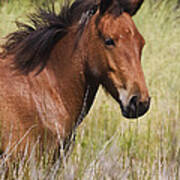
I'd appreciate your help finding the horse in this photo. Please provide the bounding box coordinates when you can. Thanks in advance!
[0,0,150,157]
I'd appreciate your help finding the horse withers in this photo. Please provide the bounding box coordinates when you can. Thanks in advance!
[0,0,150,157]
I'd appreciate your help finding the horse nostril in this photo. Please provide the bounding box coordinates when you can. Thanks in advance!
[129,95,139,111]
[129,95,138,105]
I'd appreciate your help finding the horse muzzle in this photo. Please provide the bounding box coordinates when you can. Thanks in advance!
[119,96,151,119]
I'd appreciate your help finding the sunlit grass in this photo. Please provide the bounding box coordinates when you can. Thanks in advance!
[0,0,180,179]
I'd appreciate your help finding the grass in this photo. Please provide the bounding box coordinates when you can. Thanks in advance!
[0,0,180,179]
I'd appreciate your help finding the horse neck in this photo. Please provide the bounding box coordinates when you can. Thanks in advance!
[45,29,99,126]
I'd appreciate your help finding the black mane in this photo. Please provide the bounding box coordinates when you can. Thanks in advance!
[0,0,98,75]
[0,0,136,75]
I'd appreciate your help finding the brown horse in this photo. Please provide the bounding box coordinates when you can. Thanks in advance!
[0,0,150,157]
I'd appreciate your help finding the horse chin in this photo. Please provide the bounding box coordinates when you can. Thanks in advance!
[121,109,142,119]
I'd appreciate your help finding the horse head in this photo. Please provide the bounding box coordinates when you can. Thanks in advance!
[84,0,150,118]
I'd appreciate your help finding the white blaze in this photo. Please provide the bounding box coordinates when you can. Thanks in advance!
[118,89,129,107]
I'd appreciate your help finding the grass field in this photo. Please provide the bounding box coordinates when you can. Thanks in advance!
[0,0,180,179]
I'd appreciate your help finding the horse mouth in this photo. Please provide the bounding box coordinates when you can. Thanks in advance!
[118,98,151,119]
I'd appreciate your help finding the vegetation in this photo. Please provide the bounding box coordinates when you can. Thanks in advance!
[0,0,180,179]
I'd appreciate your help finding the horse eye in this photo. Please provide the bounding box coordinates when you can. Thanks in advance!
[105,38,115,46]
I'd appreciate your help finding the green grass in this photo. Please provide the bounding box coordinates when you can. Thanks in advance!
[0,0,180,179]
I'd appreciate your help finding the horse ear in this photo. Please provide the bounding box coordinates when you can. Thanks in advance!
[99,0,113,15]
[123,0,144,16]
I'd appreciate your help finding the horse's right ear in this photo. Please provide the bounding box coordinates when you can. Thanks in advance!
[99,0,113,15]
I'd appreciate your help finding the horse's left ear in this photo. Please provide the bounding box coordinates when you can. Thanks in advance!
[122,0,144,16]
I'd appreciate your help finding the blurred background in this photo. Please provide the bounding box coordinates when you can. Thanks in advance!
[0,0,180,179]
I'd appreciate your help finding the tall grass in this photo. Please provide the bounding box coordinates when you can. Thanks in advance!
[0,0,180,179]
